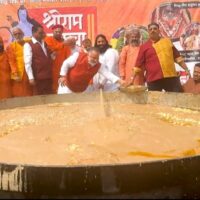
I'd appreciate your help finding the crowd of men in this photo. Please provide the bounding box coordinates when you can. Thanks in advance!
[0,22,200,100]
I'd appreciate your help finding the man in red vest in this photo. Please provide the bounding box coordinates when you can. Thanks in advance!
[24,24,53,95]
[58,47,125,94]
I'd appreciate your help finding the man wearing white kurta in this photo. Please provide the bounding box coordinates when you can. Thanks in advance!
[93,34,120,92]
[57,47,124,94]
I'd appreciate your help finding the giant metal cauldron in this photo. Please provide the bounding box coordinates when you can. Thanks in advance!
[0,91,200,199]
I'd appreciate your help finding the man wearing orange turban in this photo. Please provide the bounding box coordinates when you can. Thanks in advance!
[45,25,71,93]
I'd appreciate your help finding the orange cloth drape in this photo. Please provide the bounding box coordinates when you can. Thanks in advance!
[45,37,71,93]
[0,52,12,99]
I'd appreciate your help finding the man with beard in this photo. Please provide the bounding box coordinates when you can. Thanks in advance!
[133,22,190,92]
[0,36,12,99]
[6,27,33,97]
[45,24,71,93]
[57,47,125,94]
[183,63,200,94]
[119,27,144,86]
[93,34,120,92]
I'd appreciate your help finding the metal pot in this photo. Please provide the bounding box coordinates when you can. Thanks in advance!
[0,91,200,199]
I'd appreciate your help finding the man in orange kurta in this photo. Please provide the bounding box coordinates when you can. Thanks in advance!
[119,28,144,85]
[0,36,12,99]
[45,25,71,93]
[6,27,33,97]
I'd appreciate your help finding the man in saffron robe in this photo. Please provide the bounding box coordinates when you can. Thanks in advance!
[133,22,190,92]
[45,25,71,93]
[0,36,12,99]
[58,47,125,94]
[6,27,33,97]
[119,27,144,86]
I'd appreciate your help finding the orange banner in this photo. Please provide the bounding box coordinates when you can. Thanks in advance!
[0,0,199,57]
